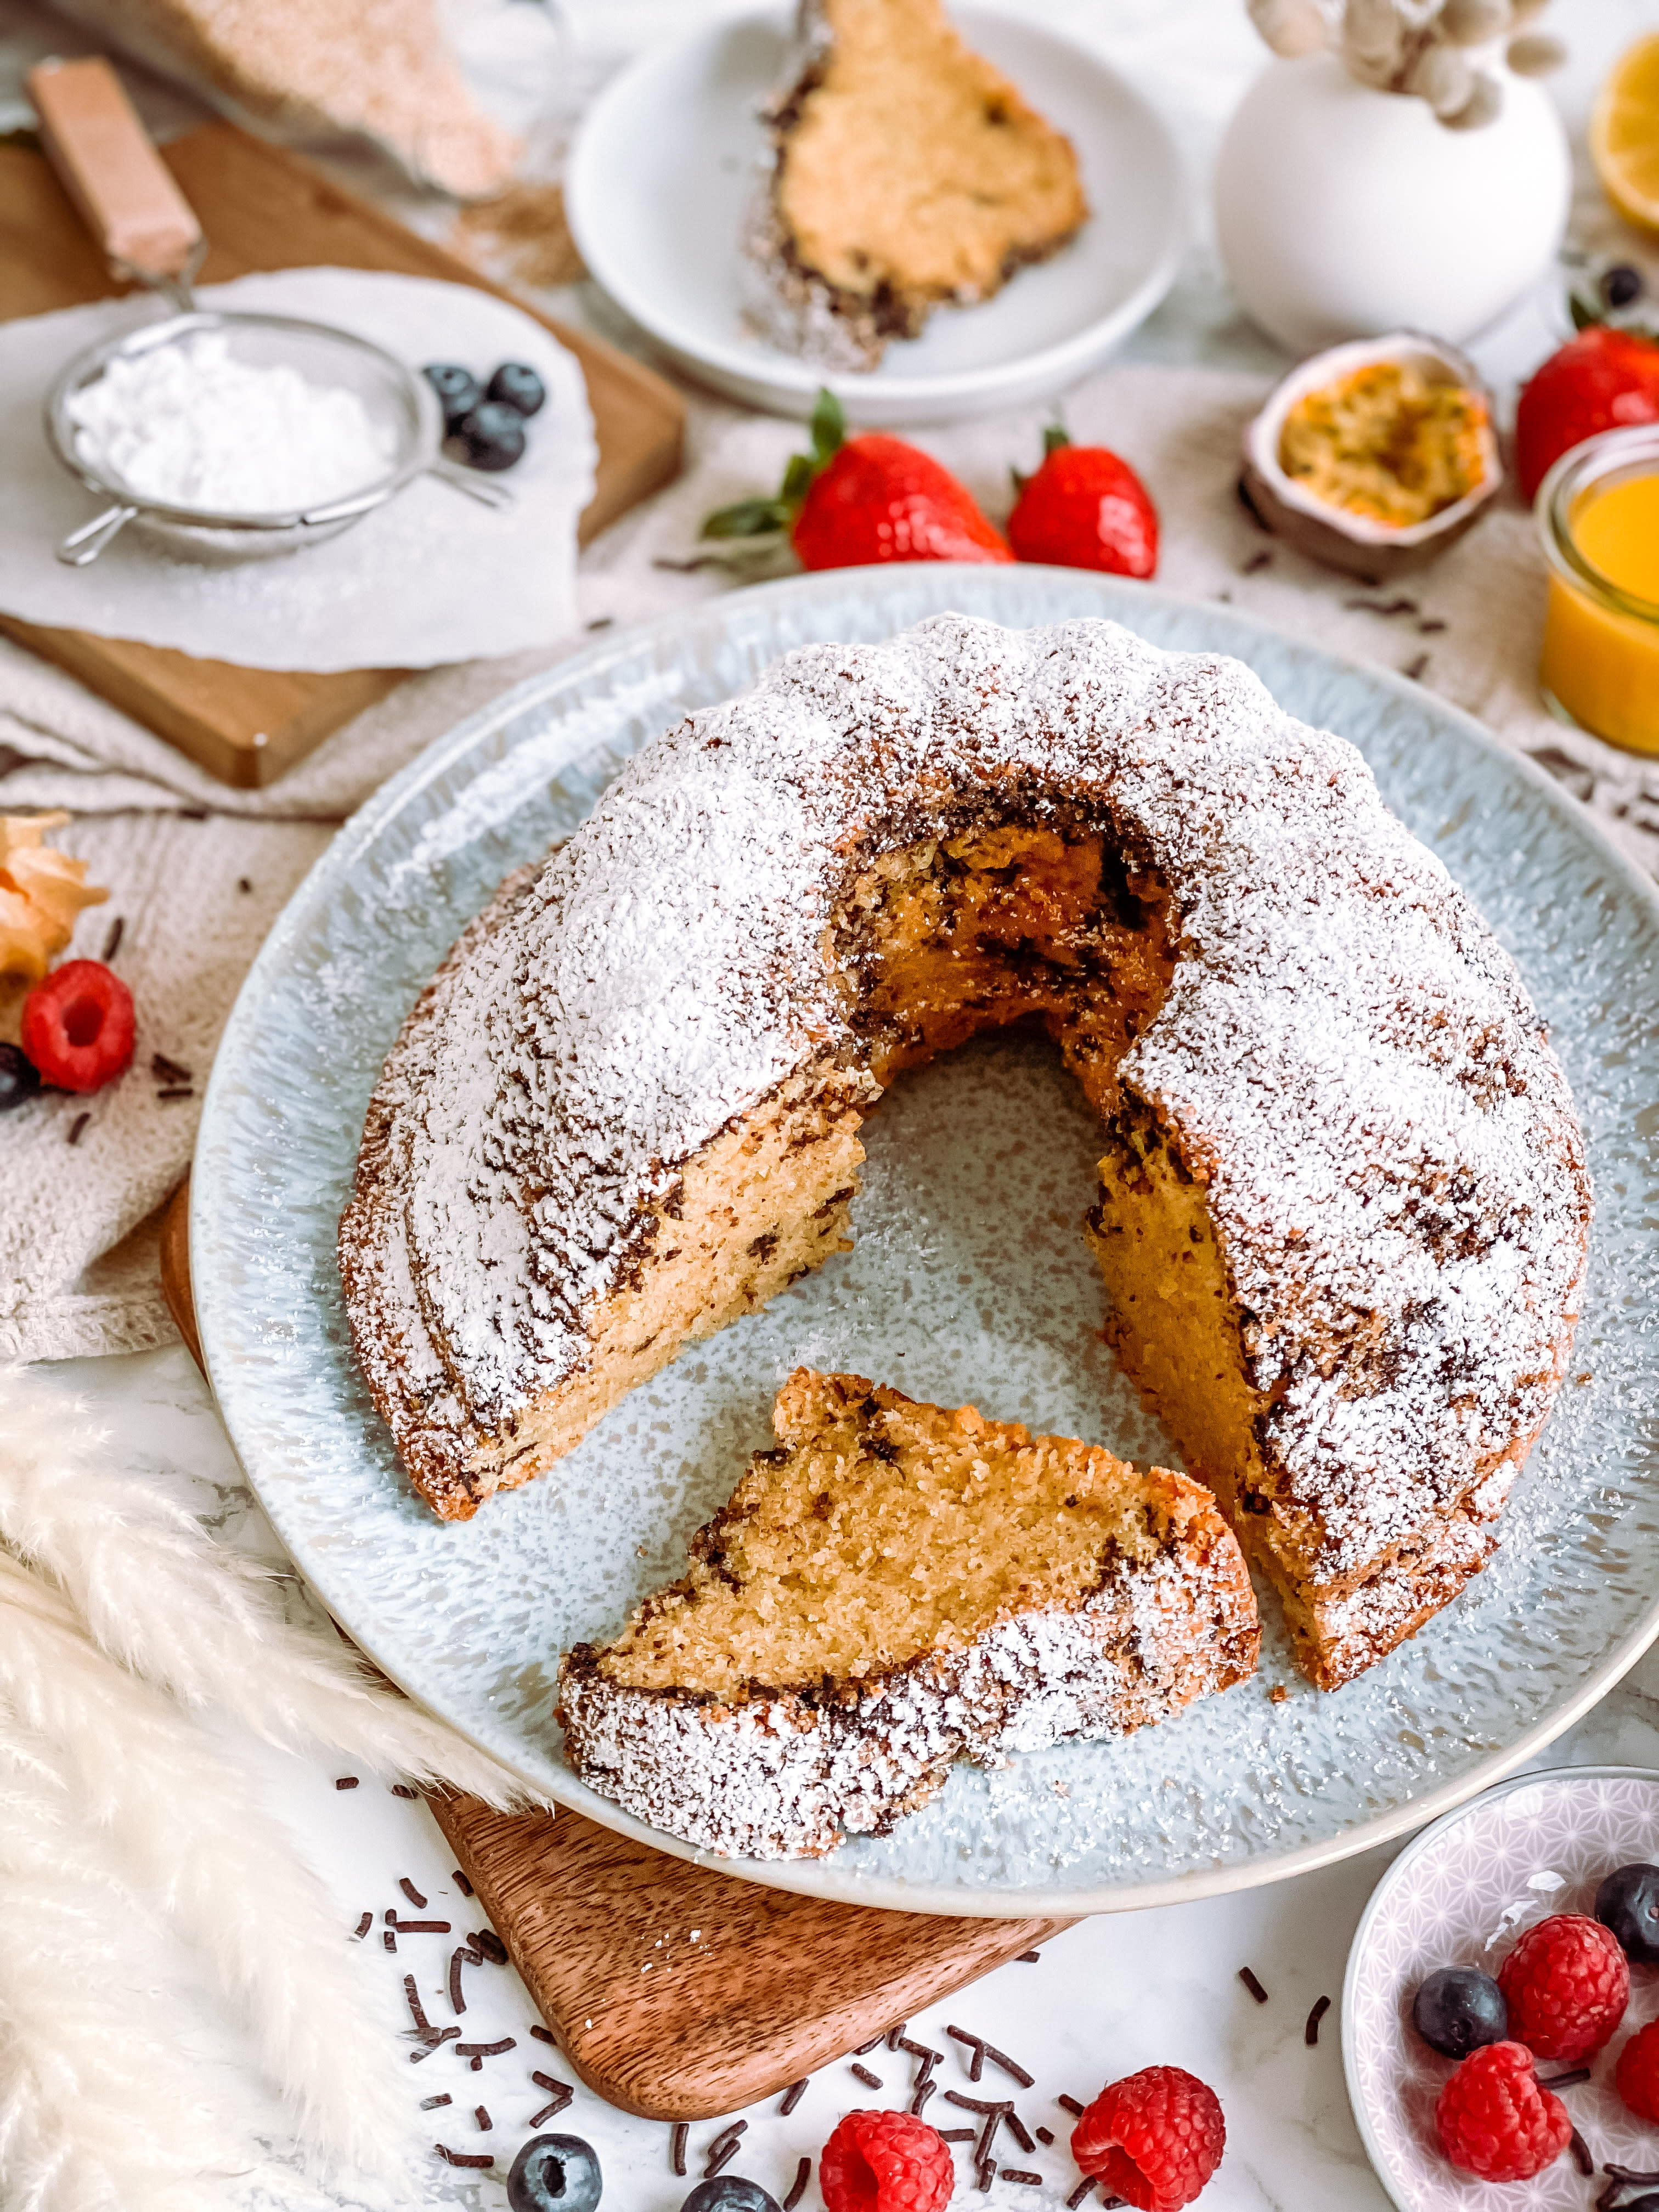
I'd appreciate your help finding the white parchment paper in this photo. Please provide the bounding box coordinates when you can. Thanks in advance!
[0,268,596,671]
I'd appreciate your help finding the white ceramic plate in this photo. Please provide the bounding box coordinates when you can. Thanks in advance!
[563,6,1188,423]
[193,567,1659,1916]
[1345,1765,1659,2211]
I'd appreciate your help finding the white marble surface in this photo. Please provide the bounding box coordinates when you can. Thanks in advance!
[13,0,1659,2205]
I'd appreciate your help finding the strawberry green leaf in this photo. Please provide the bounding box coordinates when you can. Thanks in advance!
[701,496,793,540]
[809,387,846,465]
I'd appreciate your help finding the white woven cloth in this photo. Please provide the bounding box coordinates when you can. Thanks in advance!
[4,362,1654,1362]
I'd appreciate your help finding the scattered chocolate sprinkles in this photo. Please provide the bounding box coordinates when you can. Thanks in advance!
[780,2079,808,2115]
[101,916,124,961]
[420,2095,451,2111]
[885,2022,907,2050]
[1419,617,1448,634]
[1305,1995,1331,2046]
[782,2155,811,2211]
[1571,2130,1594,2176]
[351,1911,371,1939]
[448,1948,467,2015]
[151,1051,191,1084]
[402,1975,435,2036]
[1238,1967,1269,2005]
[909,2081,936,2117]
[391,1783,419,1799]
[944,2092,1007,2116]
[530,2098,571,2127]
[975,2157,995,2193]
[1057,2095,1086,2118]
[939,2128,977,2142]
[1002,2171,1042,2187]
[455,2038,515,2058]
[178,806,207,820]
[585,616,615,631]
[1599,2185,1631,2212]
[1006,2112,1036,2154]
[982,2042,1034,2090]
[67,1112,89,1146]
[854,2035,885,2055]
[1402,652,1430,682]
[155,1087,194,1100]
[1066,2182,1100,2209]
[1036,2127,1055,2147]
[400,1879,428,1909]
[407,2028,459,2062]
[453,1870,475,1896]
[334,1776,359,1791]
[671,2123,688,2176]
[946,2025,986,2081]
[1604,2165,1659,2183]
[392,1920,452,1934]
[704,2137,741,2179]
[471,1929,508,1964]
[1539,2068,1592,2090]
[529,2024,556,2045]
[237,877,252,893]
[531,2071,572,2107]
[707,2120,747,2163]
[435,2145,493,2169]
[473,2106,491,2131]
[850,2063,883,2089]
[382,1931,396,1953]
[1242,550,1273,575]
[1344,595,1419,616]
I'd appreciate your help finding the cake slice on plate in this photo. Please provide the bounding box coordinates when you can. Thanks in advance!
[746,0,1089,369]
[556,1369,1259,1860]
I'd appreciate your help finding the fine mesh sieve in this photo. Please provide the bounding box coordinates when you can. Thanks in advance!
[30,54,513,568]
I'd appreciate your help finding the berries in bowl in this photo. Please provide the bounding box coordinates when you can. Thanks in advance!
[1346,1766,1659,2207]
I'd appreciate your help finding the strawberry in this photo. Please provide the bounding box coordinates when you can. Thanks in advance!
[1007,426,1159,578]
[703,390,1011,569]
[1514,326,1659,504]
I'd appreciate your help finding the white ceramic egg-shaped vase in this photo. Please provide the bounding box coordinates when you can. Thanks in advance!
[1213,53,1570,353]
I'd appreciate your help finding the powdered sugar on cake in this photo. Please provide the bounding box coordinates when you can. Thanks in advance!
[341,613,1590,1606]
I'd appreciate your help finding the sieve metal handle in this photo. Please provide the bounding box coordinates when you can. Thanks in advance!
[27,55,204,306]
[426,460,517,512]
[57,504,138,567]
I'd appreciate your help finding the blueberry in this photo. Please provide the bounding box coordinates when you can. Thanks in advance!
[679,2182,782,2212]
[0,1041,40,1110]
[423,362,483,431]
[1598,1861,1659,1962]
[1602,264,1645,311]
[450,401,527,472]
[507,2132,601,2212]
[487,361,547,418]
[1412,1966,1508,2058]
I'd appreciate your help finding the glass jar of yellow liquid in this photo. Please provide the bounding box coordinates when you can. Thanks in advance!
[1538,425,1659,755]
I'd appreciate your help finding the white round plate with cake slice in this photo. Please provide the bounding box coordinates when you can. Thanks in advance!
[192,566,1659,1916]
[563,5,1188,424]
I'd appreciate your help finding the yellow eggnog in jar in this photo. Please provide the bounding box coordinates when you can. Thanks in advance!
[1538,426,1659,755]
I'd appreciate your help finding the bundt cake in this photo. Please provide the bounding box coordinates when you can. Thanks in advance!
[743,0,1089,370]
[557,1368,1259,1859]
[339,611,1590,1689]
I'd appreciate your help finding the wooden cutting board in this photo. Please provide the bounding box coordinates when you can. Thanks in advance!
[157,1177,1076,2119]
[0,122,685,790]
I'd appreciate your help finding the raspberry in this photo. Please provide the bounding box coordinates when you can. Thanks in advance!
[20,960,134,1094]
[1617,2019,1659,2121]
[1497,1912,1629,2062]
[1071,2066,1225,2211]
[1435,2041,1572,2181]
[818,2110,953,2212]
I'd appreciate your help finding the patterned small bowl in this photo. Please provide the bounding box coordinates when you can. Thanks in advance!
[1344,1765,1659,2210]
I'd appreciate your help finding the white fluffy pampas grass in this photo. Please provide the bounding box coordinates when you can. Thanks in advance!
[0,1366,552,2212]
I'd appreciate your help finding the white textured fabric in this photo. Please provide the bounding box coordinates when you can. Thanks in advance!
[3,362,1651,1362]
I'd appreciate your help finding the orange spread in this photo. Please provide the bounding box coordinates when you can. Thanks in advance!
[1540,470,1659,755]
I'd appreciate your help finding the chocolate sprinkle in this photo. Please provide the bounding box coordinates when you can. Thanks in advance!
[783,2155,811,2211]
[420,2095,451,2111]
[944,2093,1008,2116]
[392,1920,452,1934]
[351,1912,371,1939]
[474,2106,490,2130]
[1036,2128,1055,2147]
[1017,1949,1041,1962]
[1066,2183,1101,2209]
[909,2081,936,2117]
[1539,2068,1592,2090]
[454,1870,475,1896]
[334,1776,359,1791]
[982,2041,1034,2090]
[435,2145,493,2169]
[1057,2095,1086,2118]
[382,1931,396,1953]
[151,1051,191,1084]
[780,2079,808,2115]
[854,2035,885,2055]
[1419,618,1448,634]
[1344,595,1419,617]
[671,2123,688,2177]
[1238,1967,1269,2005]
[975,2158,995,2193]
[1402,652,1430,682]
[1605,2166,1659,2183]
[1305,1995,1331,2046]
[946,2024,986,2081]
[155,1087,194,1100]
[1599,2186,1630,2212]
[448,1948,467,2015]
[1002,2172,1042,2187]
[1006,2112,1036,2154]
[939,2129,977,2142]
[471,1929,508,1965]
[530,2098,569,2126]
[237,877,252,894]
[455,2038,515,2058]
[392,1783,418,1799]
[704,2138,741,2179]
[67,1112,89,1147]
[407,2028,459,2062]
[851,2063,883,2089]
[1571,2130,1593,2176]
[531,2072,573,2104]
[101,917,123,961]
[1242,550,1273,575]
[402,1974,434,2035]
[400,1879,428,1909]
[529,2024,556,2045]
[885,2022,907,2050]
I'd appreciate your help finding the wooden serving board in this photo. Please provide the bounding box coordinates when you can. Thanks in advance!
[157,1178,1077,2119]
[0,122,685,790]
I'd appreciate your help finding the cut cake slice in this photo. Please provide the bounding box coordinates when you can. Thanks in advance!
[556,1369,1260,1860]
[746,0,1089,369]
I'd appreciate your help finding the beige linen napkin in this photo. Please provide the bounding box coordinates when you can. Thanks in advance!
[5,364,1653,1362]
